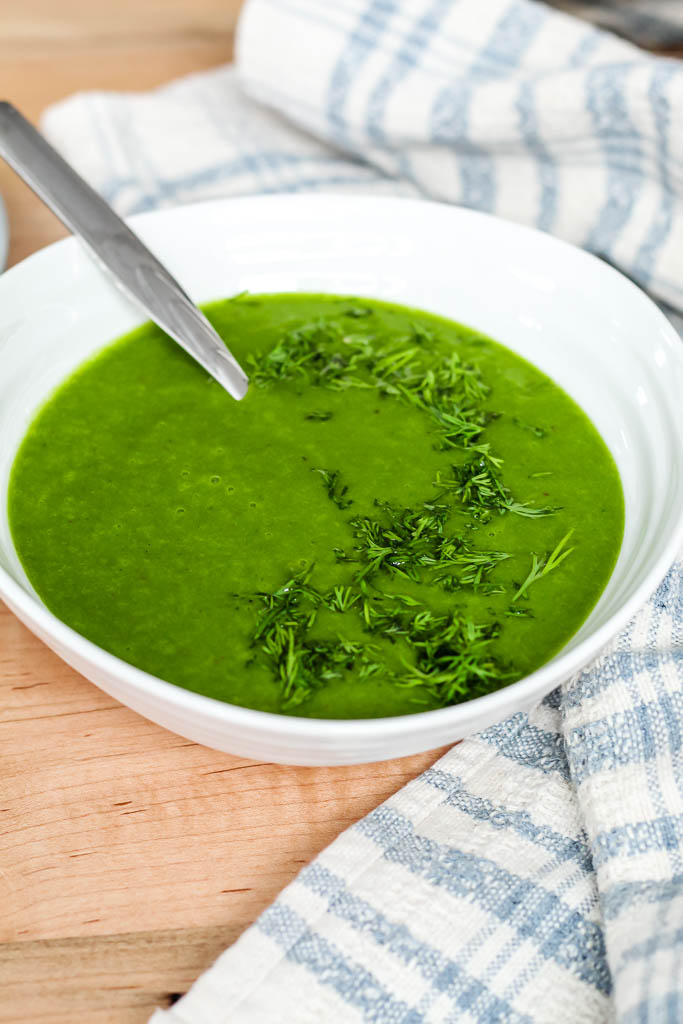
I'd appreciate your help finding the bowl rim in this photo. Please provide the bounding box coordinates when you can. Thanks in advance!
[1,192,682,741]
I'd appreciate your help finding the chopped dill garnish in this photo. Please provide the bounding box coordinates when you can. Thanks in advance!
[347,500,449,582]
[512,531,575,603]
[389,350,492,449]
[344,498,509,592]
[304,410,333,421]
[248,320,347,386]
[312,468,353,510]
[359,659,381,679]
[251,569,365,708]
[397,613,509,705]
[242,310,573,711]
[261,629,361,708]
[434,549,510,592]
[249,568,509,709]
[324,585,360,612]
[436,452,559,521]
[249,319,493,450]
[252,568,321,644]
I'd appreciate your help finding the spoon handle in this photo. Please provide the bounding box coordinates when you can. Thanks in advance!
[0,102,248,401]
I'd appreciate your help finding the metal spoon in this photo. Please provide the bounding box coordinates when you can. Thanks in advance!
[0,102,249,401]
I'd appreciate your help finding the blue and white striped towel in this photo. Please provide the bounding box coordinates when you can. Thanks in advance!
[40,1,683,1020]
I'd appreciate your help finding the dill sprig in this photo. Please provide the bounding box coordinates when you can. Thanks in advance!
[512,531,575,603]
[344,498,509,592]
[247,320,349,386]
[434,548,510,592]
[312,468,353,510]
[252,569,321,644]
[250,569,509,709]
[436,452,559,521]
[252,569,374,707]
[250,319,493,450]
[374,348,493,450]
[347,500,449,582]
[324,585,360,612]
[396,613,509,705]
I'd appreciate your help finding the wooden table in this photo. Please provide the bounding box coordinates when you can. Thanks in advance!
[0,20,445,1024]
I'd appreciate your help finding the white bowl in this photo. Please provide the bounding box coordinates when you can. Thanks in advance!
[1,195,682,765]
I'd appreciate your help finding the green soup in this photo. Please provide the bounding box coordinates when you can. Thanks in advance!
[8,294,623,718]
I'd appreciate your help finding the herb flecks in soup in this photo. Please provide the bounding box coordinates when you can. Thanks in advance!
[8,294,624,718]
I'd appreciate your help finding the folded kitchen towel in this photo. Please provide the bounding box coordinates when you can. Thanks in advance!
[39,1,683,1020]
[43,0,683,315]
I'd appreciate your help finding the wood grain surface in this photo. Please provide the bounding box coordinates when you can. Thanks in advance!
[0,606,443,1021]
[0,7,447,1021]
[0,0,243,46]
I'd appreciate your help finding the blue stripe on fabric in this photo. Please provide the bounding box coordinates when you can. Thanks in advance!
[111,96,180,213]
[102,150,377,205]
[258,902,423,1023]
[422,768,593,872]
[478,713,570,780]
[584,62,644,256]
[300,862,533,1024]
[593,813,683,868]
[118,171,400,214]
[357,806,610,994]
[622,994,683,1024]
[194,75,268,188]
[568,28,602,68]
[102,163,394,214]
[366,0,453,143]
[562,552,682,714]
[326,0,398,144]
[631,572,683,1012]
[430,1,547,213]
[640,571,683,882]
[563,649,683,710]
[568,689,683,784]
[515,78,558,231]
[619,926,683,967]
[265,0,547,80]
[602,874,683,921]
[633,63,679,286]
[652,558,683,628]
